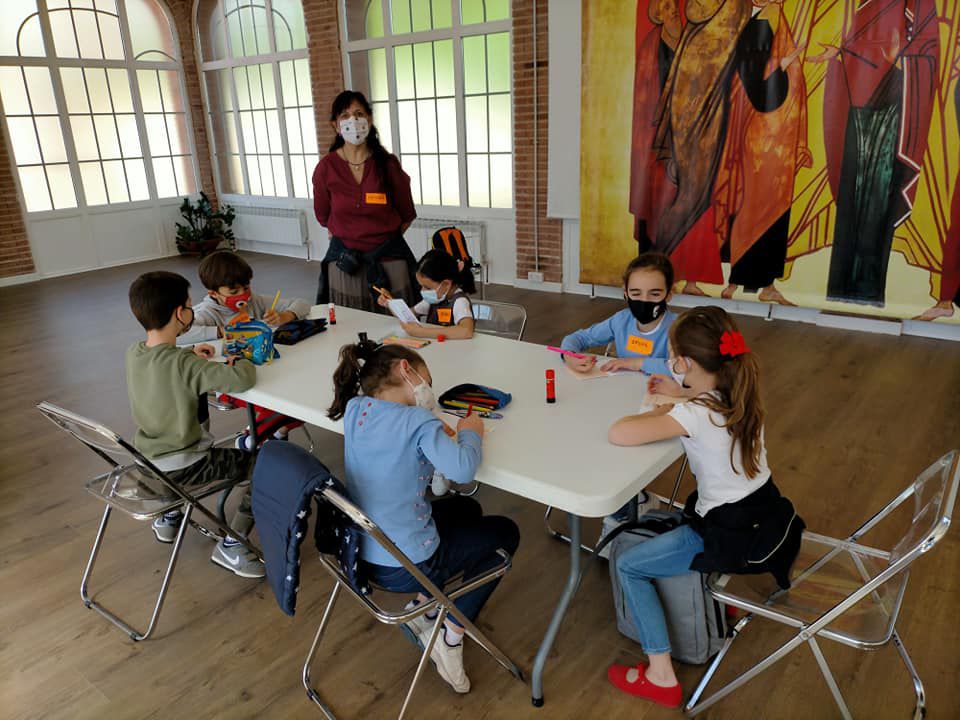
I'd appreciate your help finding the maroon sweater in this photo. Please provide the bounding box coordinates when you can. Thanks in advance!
[312,152,417,252]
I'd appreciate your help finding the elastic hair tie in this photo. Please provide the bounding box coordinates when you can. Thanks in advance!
[719,330,750,358]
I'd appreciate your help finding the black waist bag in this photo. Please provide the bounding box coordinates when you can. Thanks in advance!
[273,318,327,345]
[335,248,362,275]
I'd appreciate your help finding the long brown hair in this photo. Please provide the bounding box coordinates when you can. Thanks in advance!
[670,307,765,478]
[327,337,423,420]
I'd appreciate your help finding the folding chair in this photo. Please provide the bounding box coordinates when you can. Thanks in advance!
[302,487,524,719]
[686,449,960,719]
[471,300,527,341]
[432,226,485,298]
[37,401,262,641]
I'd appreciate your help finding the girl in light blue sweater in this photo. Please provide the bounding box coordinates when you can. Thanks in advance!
[328,338,519,694]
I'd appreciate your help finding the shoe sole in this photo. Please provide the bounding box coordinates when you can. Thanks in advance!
[210,553,265,579]
[152,526,176,544]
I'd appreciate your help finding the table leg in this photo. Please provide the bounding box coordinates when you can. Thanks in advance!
[531,513,583,707]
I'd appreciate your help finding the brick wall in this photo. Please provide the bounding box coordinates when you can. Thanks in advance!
[303,0,345,156]
[512,0,562,284]
[0,122,34,279]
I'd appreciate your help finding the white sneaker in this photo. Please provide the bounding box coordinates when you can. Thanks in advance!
[430,636,470,694]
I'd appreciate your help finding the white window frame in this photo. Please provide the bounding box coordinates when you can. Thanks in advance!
[195,0,314,202]
[339,0,513,217]
[0,0,201,217]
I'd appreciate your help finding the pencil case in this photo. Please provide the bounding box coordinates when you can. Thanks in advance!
[439,383,512,411]
[273,318,327,345]
[224,319,279,365]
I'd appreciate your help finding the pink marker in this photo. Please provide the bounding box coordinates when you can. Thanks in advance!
[546,346,588,360]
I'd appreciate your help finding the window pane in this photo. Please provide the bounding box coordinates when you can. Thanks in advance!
[127,0,177,59]
[240,111,256,151]
[467,154,489,207]
[24,68,57,115]
[0,69,30,115]
[490,153,511,207]
[158,71,182,112]
[35,116,67,163]
[371,102,391,153]
[107,69,133,113]
[460,0,484,25]
[223,112,239,153]
[246,154,262,194]
[411,0,432,32]
[432,0,452,29]
[173,155,197,195]
[416,99,437,153]
[394,45,414,100]
[271,155,286,196]
[488,93,511,152]
[487,33,510,93]
[7,117,41,165]
[103,159,129,203]
[369,49,389,102]
[347,0,382,40]
[436,97,456,153]
[300,108,317,153]
[166,113,189,154]
[60,69,89,114]
[419,154,440,205]
[205,69,234,114]
[234,67,251,110]
[94,115,122,159]
[198,0,228,60]
[116,114,142,157]
[153,156,177,197]
[125,158,150,200]
[465,96,487,152]
[228,154,245,194]
[254,111,269,151]
[295,59,311,107]
[258,155,275,195]
[79,161,108,205]
[413,42,434,97]
[259,65,277,107]
[285,109,302,153]
[19,166,52,212]
[136,69,162,112]
[391,0,412,34]
[17,15,46,56]
[84,69,112,113]
[50,9,80,58]
[145,114,170,156]
[439,154,459,205]
[70,116,98,161]
[434,40,454,96]
[290,154,308,198]
[462,35,486,94]
[397,100,418,153]
[99,11,124,59]
[279,60,296,106]
[402,153,421,204]
[47,164,77,209]
[0,2,39,56]
[265,110,281,152]
[486,0,510,21]
[272,0,307,51]
[75,9,107,59]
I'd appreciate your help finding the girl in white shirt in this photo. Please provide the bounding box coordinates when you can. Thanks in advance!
[605,306,779,709]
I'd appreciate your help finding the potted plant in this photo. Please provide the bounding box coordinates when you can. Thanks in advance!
[175,192,236,256]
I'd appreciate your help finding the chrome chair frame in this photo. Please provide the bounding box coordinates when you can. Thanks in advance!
[37,401,262,641]
[471,300,528,341]
[302,487,524,719]
[685,450,960,719]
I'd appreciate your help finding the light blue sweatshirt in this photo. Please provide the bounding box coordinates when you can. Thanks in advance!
[343,397,482,566]
[560,308,676,376]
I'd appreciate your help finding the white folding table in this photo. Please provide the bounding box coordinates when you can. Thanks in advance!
[233,306,683,706]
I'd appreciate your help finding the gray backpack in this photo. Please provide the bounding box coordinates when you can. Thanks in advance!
[605,510,727,665]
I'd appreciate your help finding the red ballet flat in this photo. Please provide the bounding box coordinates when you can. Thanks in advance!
[607,663,682,708]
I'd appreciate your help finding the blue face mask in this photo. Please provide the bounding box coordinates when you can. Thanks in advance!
[421,287,446,305]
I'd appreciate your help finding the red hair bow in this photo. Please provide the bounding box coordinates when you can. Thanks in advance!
[719,331,750,357]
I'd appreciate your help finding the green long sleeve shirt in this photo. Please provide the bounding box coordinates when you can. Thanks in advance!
[126,342,256,470]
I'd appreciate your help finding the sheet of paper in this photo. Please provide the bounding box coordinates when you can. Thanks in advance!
[563,359,634,381]
[387,298,421,325]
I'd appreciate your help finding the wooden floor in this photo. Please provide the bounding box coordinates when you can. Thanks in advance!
[1,252,959,720]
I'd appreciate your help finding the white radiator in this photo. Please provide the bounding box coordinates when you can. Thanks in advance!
[231,205,307,250]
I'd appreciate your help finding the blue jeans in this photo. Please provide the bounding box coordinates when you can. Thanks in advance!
[365,496,520,625]
[615,524,704,655]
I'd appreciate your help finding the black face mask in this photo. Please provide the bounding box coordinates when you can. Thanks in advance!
[627,298,667,325]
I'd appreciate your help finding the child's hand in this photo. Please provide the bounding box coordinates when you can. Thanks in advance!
[376,293,391,307]
[647,373,684,397]
[225,354,242,366]
[566,354,597,372]
[457,413,484,438]
[601,357,644,373]
[192,343,216,359]
[264,309,295,326]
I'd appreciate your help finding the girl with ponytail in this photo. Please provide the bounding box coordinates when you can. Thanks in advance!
[605,307,804,709]
[328,336,519,694]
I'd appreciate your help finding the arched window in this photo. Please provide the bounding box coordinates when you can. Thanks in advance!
[343,0,512,209]
[196,0,316,199]
[0,0,198,213]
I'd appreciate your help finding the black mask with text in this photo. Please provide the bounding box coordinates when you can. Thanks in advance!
[627,298,667,325]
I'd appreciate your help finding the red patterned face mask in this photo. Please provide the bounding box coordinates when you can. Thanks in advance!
[221,289,251,312]
[719,330,750,357]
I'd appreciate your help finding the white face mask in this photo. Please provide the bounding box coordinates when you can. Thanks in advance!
[339,117,370,146]
[669,356,690,388]
[404,368,437,411]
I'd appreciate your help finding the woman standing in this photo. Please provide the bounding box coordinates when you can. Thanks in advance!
[313,91,419,310]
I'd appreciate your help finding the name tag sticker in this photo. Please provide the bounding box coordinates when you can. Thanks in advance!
[627,335,654,355]
[365,192,387,205]
[436,308,453,324]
